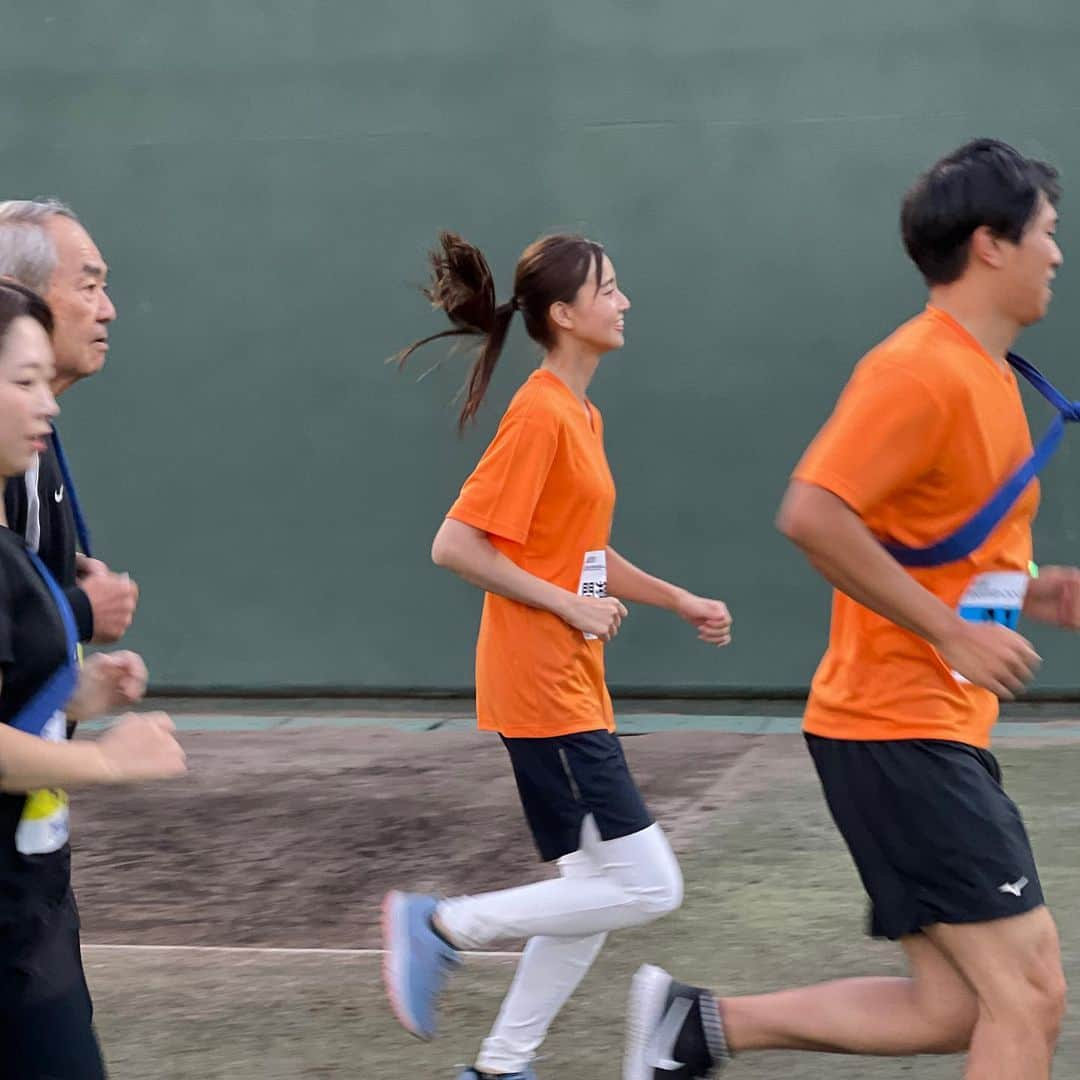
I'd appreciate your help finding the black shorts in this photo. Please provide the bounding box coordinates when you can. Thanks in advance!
[806,734,1045,940]
[501,730,654,862]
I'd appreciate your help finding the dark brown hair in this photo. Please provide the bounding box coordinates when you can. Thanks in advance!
[394,231,605,430]
[0,280,54,355]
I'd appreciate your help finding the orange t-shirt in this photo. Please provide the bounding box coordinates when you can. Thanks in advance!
[794,306,1038,748]
[447,368,617,738]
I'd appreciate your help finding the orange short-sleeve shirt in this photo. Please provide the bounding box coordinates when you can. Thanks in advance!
[794,307,1038,748]
[448,369,617,738]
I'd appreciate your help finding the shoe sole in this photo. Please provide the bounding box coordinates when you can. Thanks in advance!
[381,890,431,1040]
[623,964,673,1080]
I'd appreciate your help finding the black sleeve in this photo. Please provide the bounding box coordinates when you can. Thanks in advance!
[3,476,26,537]
[66,586,94,644]
[0,560,14,666]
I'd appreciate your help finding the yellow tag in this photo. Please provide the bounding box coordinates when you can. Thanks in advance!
[16,788,70,854]
[22,788,68,821]
[15,709,72,854]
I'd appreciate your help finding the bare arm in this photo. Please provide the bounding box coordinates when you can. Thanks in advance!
[605,547,684,611]
[434,518,578,619]
[776,481,959,641]
[777,480,1040,697]
[0,722,115,792]
[606,546,732,646]
[66,652,148,724]
[432,518,627,640]
[1023,566,1080,628]
[0,673,186,793]
[76,557,139,645]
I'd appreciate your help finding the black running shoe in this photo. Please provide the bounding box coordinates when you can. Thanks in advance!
[623,964,729,1079]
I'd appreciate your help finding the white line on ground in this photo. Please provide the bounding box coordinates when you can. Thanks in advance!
[83,942,522,959]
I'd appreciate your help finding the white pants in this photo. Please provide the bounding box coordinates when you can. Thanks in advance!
[437,815,683,1074]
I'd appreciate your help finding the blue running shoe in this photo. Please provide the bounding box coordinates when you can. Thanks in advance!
[456,1069,538,1079]
[382,891,462,1040]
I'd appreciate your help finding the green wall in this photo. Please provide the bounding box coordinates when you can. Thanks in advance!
[3,1,1079,691]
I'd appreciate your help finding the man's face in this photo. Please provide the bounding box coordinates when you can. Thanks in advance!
[1000,194,1063,327]
[43,215,116,390]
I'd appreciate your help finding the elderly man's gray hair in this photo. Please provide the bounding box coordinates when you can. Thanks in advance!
[0,199,80,294]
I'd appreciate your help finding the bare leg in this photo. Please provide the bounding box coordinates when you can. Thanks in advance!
[721,932,977,1055]
[926,907,1067,1079]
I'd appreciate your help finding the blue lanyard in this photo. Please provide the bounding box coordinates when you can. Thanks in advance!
[9,549,80,737]
[885,354,1080,568]
[50,426,92,558]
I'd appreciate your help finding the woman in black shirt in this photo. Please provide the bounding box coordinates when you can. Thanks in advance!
[0,281,187,1078]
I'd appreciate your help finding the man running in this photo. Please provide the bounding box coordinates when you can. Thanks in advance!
[625,138,1076,1079]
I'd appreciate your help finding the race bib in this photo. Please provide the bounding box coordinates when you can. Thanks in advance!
[952,571,1030,684]
[15,709,70,856]
[957,571,1029,630]
[577,549,608,640]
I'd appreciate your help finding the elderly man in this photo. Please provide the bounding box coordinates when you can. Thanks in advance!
[0,199,138,644]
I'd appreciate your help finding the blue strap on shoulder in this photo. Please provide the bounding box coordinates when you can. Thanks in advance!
[9,549,80,736]
[49,426,93,559]
[885,354,1080,568]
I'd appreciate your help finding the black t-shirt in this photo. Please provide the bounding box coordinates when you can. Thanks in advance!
[3,432,94,642]
[0,526,75,957]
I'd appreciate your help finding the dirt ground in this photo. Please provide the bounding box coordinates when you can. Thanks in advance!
[71,728,770,948]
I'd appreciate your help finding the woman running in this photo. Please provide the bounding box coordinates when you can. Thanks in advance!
[0,280,187,1078]
[382,232,733,1079]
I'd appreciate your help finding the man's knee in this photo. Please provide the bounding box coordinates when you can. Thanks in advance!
[919,996,977,1054]
[929,906,1067,1048]
[1032,964,1068,1042]
[1017,923,1068,1043]
[978,945,1067,1045]
[928,1002,980,1054]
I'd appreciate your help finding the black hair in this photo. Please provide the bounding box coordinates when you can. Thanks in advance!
[0,280,54,353]
[901,138,1060,285]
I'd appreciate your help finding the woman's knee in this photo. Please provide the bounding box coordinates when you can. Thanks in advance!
[600,825,682,920]
[643,864,683,917]
[592,822,684,921]
[625,845,683,919]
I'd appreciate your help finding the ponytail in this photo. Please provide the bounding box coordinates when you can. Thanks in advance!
[394,231,606,432]
[392,232,516,432]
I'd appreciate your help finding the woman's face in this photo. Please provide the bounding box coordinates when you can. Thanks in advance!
[554,255,631,353]
[0,316,59,480]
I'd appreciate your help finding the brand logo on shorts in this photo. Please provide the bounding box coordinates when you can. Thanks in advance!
[998,876,1029,897]
[53,485,64,503]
